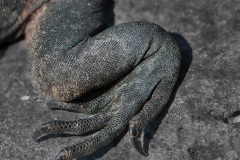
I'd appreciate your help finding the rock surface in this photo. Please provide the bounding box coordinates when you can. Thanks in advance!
[1,0,240,160]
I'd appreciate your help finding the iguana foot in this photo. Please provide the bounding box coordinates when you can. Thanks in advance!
[32,45,179,159]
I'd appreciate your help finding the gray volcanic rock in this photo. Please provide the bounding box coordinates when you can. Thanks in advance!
[1,0,240,160]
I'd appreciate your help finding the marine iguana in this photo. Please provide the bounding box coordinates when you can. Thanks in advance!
[0,0,181,159]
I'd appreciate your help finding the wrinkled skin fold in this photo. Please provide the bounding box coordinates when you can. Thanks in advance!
[0,0,181,159]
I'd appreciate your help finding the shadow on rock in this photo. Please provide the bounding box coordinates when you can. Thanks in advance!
[104,0,115,28]
[0,45,7,59]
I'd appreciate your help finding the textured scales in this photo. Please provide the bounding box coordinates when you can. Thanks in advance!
[0,0,50,43]
[0,0,181,159]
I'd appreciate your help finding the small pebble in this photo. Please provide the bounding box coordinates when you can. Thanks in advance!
[21,96,30,101]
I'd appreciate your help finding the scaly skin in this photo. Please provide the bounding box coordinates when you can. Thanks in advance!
[0,0,50,43]
[0,0,181,159]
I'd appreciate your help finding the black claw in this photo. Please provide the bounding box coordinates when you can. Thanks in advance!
[129,123,149,156]
[47,100,60,109]
[32,123,50,141]
[54,152,66,160]
[32,129,41,142]
[54,148,72,160]
[130,136,149,156]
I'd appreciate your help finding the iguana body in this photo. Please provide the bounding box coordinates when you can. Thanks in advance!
[0,0,181,160]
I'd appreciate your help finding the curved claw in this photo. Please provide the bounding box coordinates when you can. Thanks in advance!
[47,100,61,109]
[54,152,65,160]
[54,148,71,160]
[32,121,63,141]
[32,123,50,142]
[129,121,149,156]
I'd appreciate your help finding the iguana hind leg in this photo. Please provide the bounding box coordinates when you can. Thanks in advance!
[33,36,180,159]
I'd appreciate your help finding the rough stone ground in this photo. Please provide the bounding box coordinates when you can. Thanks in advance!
[1,0,240,160]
